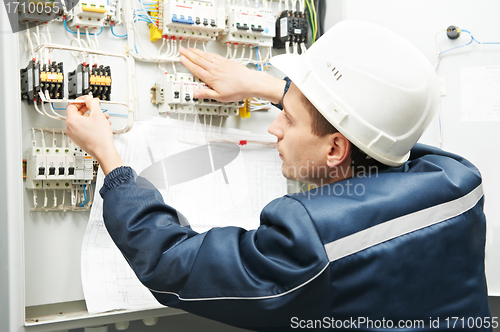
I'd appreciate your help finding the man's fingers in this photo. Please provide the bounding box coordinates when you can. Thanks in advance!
[66,95,88,116]
[189,47,225,62]
[84,96,103,117]
[180,54,209,81]
[194,88,220,101]
[180,47,213,68]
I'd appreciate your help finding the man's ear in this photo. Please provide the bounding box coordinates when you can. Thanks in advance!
[326,132,351,168]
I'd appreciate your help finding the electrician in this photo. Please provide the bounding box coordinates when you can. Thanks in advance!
[65,21,491,331]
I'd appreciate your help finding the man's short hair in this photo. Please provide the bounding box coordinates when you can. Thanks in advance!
[301,94,390,174]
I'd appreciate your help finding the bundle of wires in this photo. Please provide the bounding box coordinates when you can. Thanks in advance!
[305,0,326,44]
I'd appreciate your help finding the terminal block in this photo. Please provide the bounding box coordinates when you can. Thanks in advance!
[219,5,276,47]
[90,64,111,100]
[273,10,308,48]
[20,60,41,104]
[40,62,64,99]
[68,63,90,99]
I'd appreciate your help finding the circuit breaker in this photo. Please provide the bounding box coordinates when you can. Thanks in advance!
[67,0,108,29]
[161,0,225,41]
[219,5,276,47]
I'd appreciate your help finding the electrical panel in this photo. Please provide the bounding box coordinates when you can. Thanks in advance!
[10,0,299,328]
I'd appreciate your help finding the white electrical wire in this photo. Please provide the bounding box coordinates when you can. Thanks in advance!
[240,44,246,61]
[33,100,47,118]
[40,129,46,147]
[93,28,100,49]
[31,128,37,146]
[232,44,238,59]
[37,98,65,120]
[61,130,66,148]
[60,188,66,209]
[300,42,307,54]
[45,23,52,43]
[53,189,57,208]
[158,37,166,55]
[257,47,263,64]
[48,100,67,120]
[43,189,48,208]
[24,24,35,59]
[71,185,77,207]
[285,41,290,54]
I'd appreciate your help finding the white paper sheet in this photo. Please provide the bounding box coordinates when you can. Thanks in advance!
[461,66,500,122]
[81,116,286,313]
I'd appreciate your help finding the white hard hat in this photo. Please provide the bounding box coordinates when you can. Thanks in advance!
[270,20,440,166]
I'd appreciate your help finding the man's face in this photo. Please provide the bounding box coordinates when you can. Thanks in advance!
[268,83,334,186]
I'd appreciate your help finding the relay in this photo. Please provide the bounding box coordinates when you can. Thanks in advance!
[273,10,308,48]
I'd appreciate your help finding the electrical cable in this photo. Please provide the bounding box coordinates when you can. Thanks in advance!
[311,0,318,41]
[304,0,316,43]
[111,23,128,38]
[79,184,87,207]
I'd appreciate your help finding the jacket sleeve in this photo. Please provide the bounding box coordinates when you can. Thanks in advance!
[99,166,330,331]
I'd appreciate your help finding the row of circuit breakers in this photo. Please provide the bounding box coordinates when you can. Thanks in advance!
[20,60,112,103]
[152,73,246,115]
[26,143,96,190]
[24,132,98,211]
[151,2,309,48]
[17,0,309,48]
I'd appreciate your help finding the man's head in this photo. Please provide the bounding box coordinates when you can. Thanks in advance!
[268,83,387,186]
[270,20,439,167]
[268,83,352,187]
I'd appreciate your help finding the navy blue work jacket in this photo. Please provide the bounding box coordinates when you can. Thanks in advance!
[100,144,491,331]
